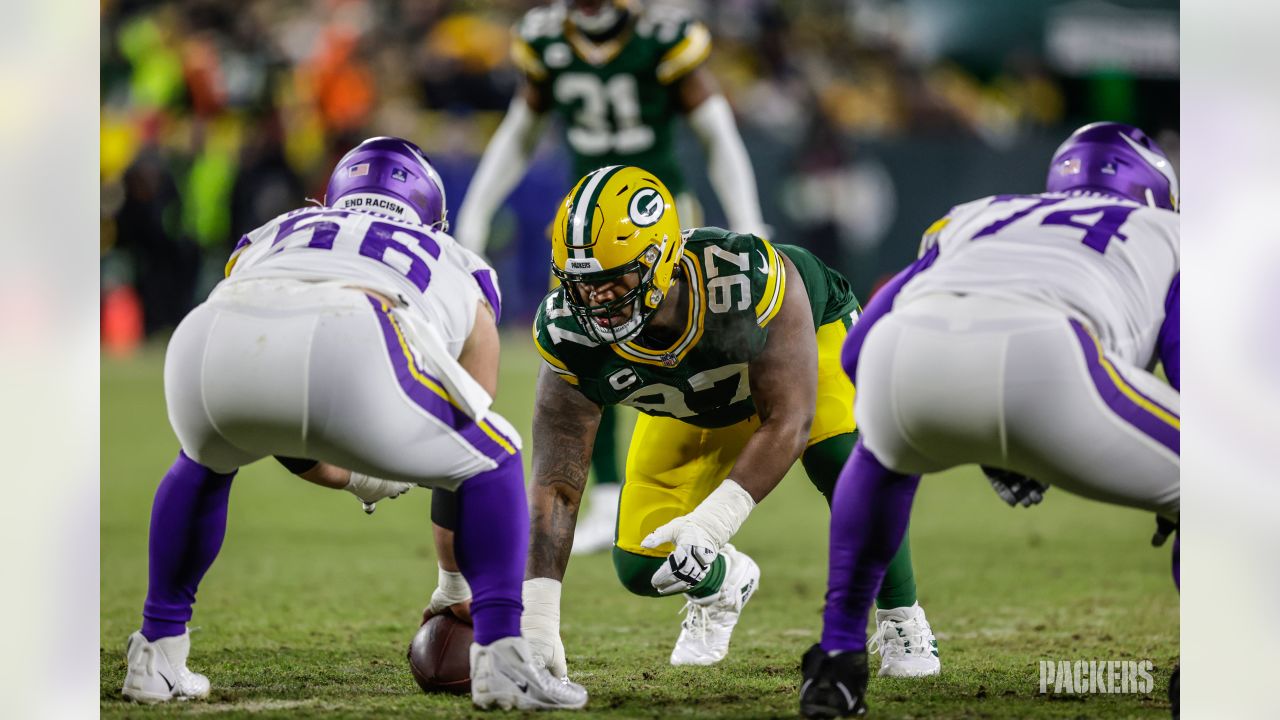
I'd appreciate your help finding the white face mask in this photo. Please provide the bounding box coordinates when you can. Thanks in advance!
[569,3,622,34]
[591,294,647,344]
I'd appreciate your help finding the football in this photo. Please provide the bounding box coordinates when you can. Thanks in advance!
[407,614,473,695]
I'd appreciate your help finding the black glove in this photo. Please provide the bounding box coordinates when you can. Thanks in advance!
[982,465,1049,508]
[1151,515,1177,547]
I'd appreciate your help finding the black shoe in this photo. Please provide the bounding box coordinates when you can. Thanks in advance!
[1169,664,1179,719]
[800,643,869,718]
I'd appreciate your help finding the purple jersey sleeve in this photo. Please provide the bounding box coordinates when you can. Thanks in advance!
[1157,274,1179,390]
[840,244,940,384]
[471,268,502,324]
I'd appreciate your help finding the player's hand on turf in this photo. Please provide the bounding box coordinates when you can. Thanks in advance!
[641,518,720,595]
[522,579,568,678]
[525,624,568,679]
[982,465,1049,508]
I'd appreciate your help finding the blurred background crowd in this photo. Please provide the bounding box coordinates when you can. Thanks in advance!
[99,0,1178,350]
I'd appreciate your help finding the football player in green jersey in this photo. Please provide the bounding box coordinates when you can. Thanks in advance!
[454,0,767,556]
[455,0,766,244]
[519,166,941,677]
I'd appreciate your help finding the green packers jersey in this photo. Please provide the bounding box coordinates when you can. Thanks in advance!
[534,227,861,428]
[511,4,711,194]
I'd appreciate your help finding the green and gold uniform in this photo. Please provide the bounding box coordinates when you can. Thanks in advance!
[512,3,711,195]
[531,228,925,602]
[513,4,714,494]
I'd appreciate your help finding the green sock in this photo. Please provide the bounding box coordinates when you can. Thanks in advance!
[612,547,726,599]
[687,555,727,599]
[591,405,622,487]
[802,433,919,609]
[875,535,918,609]
[800,433,854,505]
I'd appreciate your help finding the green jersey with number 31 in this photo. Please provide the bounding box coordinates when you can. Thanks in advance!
[512,3,711,194]
[534,228,861,428]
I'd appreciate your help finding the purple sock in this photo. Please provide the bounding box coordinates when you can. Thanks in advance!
[141,451,235,641]
[821,440,920,653]
[454,452,528,646]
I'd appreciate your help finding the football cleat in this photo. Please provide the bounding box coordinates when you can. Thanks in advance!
[121,630,211,703]
[669,544,759,666]
[571,483,620,555]
[800,644,869,718]
[867,602,940,677]
[470,636,588,711]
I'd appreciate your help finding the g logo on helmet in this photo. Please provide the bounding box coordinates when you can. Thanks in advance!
[628,188,664,228]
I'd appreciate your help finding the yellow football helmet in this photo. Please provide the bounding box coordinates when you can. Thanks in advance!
[551,165,685,344]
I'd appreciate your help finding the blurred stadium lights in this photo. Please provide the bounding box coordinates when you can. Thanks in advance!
[1047,1,1179,78]
[98,0,1178,334]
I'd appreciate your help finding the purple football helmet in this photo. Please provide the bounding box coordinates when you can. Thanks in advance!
[324,137,449,231]
[1046,122,1179,212]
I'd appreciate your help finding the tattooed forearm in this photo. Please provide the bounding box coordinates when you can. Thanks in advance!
[527,365,603,581]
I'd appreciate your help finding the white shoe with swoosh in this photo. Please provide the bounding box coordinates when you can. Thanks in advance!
[470,636,588,710]
[122,630,211,703]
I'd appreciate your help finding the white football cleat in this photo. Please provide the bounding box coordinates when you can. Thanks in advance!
[669,544,760,666]
[470,636,588,711]
[868,602,941,677]
[122,630,211,703]
[571,484,620,555]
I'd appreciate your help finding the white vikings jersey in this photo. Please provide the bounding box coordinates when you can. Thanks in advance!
[223,206,500,359]
[899,192,1179,368]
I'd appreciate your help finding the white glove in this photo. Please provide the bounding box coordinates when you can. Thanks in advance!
[424,568,472,623]
[642,522,718,595]
[344,472,413,514]
[641,479,756,595]
[522,578,567,679]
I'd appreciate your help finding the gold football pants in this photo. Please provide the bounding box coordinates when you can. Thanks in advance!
[616,319,856,557]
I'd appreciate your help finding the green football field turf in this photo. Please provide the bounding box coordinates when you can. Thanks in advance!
[101,335,1177,719]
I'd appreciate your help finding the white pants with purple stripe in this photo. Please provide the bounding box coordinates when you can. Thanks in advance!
[854,294,1179,518]
[164,278,520,488]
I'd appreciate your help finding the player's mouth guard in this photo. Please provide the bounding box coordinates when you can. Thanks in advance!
[395,308,495,421]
